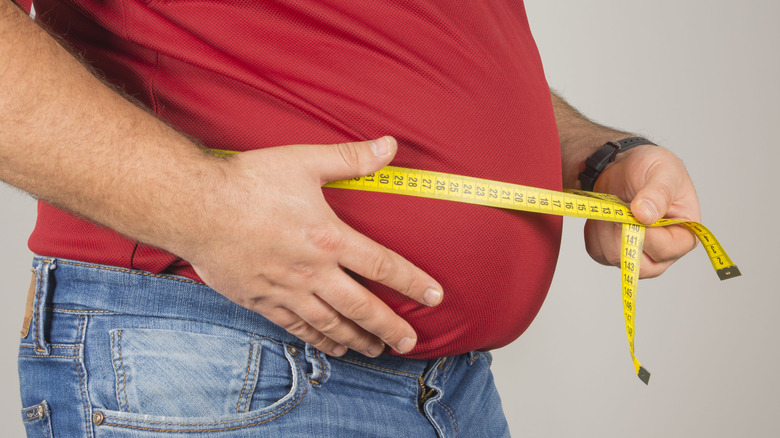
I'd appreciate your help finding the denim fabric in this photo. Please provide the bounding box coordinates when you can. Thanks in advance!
[18,257,510,437]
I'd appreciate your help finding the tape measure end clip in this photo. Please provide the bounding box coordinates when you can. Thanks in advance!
[637,367,651,385]
[716,266,741,281]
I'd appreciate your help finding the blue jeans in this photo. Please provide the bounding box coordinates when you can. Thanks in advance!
[18,257,510,437]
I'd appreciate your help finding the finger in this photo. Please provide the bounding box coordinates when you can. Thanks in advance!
[629,161,685,225]
[638,252,674,279]
[641,224,698,265]
[338,225,444,307]
[312,272,419,355]
[284,270,413,356]
[584,219,621,266]
[265,306,348,357]
[312,136,398,184]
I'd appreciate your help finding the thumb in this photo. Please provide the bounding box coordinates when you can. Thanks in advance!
[316,136,397,184]
[629,167,677,225]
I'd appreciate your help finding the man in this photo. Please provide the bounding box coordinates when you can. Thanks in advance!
[3,0,698,436]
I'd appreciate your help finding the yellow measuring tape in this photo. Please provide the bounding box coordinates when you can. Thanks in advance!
[211,150,740,384]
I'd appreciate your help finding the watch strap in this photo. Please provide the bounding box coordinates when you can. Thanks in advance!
[578,136,657,191]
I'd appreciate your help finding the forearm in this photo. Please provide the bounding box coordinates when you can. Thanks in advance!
[551,90,635,189]
[0,1,219,253]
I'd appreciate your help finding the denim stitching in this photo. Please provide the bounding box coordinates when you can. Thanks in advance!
[102,387,306,431]
[308,349,328,386]
[23,401,54,437]
[436,400,459,438]
[236,334,255,413]
[38,259,204,285]
[317,350,328,383]
[20,344,80,351]
[112,330,131,412]
[311,349,321,384]
[21,344,81,359]
[46,307,111,314]
[243,337,262,413]
[75,315,95,438]
[99,347,308,431]
[33,265,44,353]
[101,387,306,433]
[19,354,80,359]
[35,259,300,345]
[30,259,321,432]
[338,357,419,377]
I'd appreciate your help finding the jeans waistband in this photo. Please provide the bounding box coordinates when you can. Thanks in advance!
[32,256,433,375]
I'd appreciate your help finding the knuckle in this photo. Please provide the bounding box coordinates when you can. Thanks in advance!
[604,245,621,266]
[288,262,319,282]
[688,235,699,252]
[336,332,367,351]
[285,324,331,349]
[313,312,344,335]
[366,250,395,283]
[306,332,332,349]
[342,296,374,322]
[373,324,404,345]
[307,225,344,255]
[654,181,675,205]
[649,237,686,262]
[335,142,363,171]
[398,275,420,299]
[653,245,678,262]
[639,262,670,279]
[280,317,311,337]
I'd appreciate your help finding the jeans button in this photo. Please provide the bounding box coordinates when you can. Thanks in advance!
[286,345,299,357]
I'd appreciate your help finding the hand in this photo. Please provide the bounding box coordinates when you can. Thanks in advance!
[583,145,701,278]
[175,137,443,357]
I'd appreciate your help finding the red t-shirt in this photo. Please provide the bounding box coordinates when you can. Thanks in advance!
[22,0,562,358]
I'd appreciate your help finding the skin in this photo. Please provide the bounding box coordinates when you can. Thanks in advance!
[0,1,698,357]
[552,92,700,277]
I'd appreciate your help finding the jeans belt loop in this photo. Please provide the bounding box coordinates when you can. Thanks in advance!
[32,259,57,356]
[304,344,331,385]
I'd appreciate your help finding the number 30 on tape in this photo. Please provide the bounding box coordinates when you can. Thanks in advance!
[325,166,741,385]
[209,150,740,384]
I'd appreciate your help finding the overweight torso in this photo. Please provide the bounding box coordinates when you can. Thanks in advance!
[28,0,562,358]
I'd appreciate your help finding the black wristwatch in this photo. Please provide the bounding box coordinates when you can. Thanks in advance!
[578,137,657,191]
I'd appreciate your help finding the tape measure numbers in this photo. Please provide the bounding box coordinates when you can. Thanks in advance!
[210,151,740,384]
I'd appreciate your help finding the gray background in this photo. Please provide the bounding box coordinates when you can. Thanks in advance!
[1,0,776,436]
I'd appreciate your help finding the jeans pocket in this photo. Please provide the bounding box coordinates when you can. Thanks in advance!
[96,328,306,434]
[21,401,53,438]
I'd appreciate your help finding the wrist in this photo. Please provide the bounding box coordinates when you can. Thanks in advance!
[140,145,232,258]
[577,137,657,191]
[551,92,638,189]
[560,131,632,189]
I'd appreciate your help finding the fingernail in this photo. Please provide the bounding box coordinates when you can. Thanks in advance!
[332,345,348,357]
[396,337,416,354]
[424,288,442,306]
[367,342,385,357]
[370,137,390,157]
[640,200,659,223]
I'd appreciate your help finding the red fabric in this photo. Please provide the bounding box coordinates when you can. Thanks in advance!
[16,0,32,13]
[26,0,562,358]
